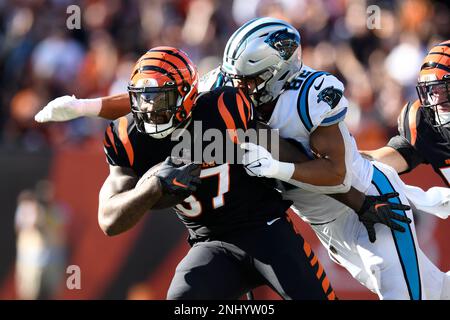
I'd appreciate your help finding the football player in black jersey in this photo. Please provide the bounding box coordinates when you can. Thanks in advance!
[36,45,412,298]
[363,40,450,188]
[98,47,338,300]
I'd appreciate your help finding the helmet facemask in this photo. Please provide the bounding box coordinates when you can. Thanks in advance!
[128,82,189,139]
[416,75,450,143]
[414,40,450,142]
[416,76,450,126]
[128,47,199,139]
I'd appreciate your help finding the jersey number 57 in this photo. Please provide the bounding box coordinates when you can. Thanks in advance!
[175,164,230,217]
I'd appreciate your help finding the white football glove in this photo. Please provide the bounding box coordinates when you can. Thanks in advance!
[240,142,295,181]
[34,95,102,123]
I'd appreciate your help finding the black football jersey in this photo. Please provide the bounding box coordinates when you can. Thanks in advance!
[387,100,450,186]
[103,86,291,242]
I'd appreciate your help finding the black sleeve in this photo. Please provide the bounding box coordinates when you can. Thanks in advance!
[103,122,131,167]
[386,135,427,173]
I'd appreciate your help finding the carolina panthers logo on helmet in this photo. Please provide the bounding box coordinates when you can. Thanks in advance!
[264,28,300,60]
[317,86,343,109]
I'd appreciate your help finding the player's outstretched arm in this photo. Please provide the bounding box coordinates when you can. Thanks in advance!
[98,165,162,236]
[361,102,426,175]
[360,147,409,174]
[35,93,130,123]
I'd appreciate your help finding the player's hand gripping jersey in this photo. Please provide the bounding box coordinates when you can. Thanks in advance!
[103,86,291,242]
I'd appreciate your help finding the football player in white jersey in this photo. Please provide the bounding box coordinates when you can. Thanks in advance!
[220,17,448,300]
[34,17,449,299]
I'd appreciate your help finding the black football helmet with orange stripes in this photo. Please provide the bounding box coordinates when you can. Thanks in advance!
[128,47,199,139]
[416,40,450,133]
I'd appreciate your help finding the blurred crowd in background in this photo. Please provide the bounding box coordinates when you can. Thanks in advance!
[1,0,449,301]
[14,180,68,299]
[1,0,449,151]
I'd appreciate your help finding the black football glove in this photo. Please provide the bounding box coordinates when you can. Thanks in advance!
[154,157,202,197]
[357,192,411,243]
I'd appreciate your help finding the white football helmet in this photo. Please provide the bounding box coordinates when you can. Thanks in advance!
[221,17,302,106]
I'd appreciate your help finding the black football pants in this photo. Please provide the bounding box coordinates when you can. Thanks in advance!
[166,217,336,300]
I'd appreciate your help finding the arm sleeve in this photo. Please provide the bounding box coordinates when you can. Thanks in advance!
[386,135,427,173]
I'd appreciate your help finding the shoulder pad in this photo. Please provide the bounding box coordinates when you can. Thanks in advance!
[199,67,223,93]
[103,114,135,167]
[297,72,347,131]
[193,86,253,141]
[398,100,420,145]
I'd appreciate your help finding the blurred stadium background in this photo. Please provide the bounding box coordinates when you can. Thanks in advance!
[0,0,449,300]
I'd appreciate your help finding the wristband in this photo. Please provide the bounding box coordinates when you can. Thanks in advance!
[79,97,102,116]
[274,161,295,182]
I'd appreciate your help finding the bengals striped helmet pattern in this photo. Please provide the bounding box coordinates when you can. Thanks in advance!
[418,40,450,82]
[128,46,199,138]
[416,40,450,130]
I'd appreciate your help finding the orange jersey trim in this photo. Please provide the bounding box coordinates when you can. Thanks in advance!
[106,126,118,155]
[218,92,239,144]
[118,117,135,166]
[408,101,420,146]
[235,93,248,130]
[238,89,252,121]
[172,178,188,188]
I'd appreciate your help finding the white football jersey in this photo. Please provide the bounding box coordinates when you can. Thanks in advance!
[267,65,373,192]
[199,67,224,93]
[268,66,347,146]
[199,67,450,297]
[199,65,373,223]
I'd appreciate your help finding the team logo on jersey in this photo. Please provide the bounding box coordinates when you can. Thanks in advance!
[317,86,343,109]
